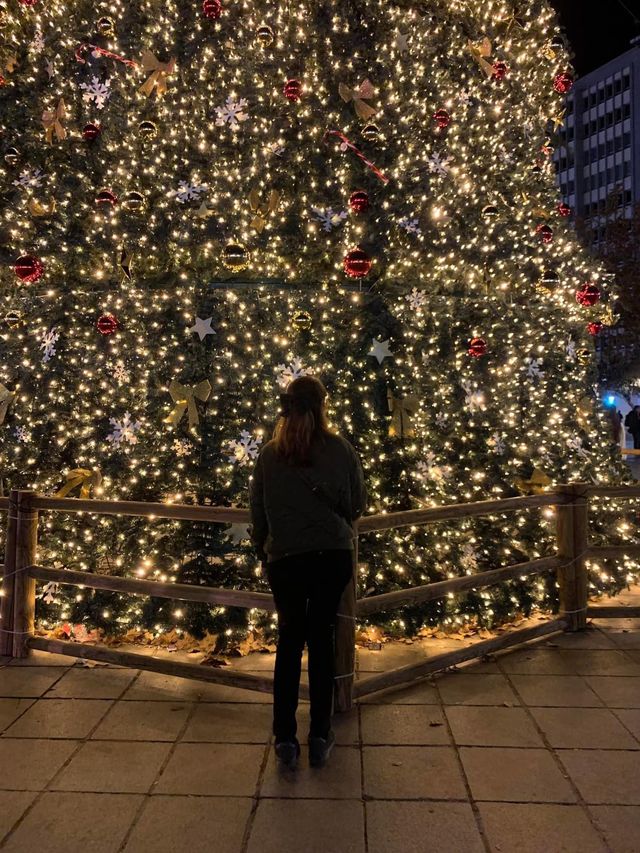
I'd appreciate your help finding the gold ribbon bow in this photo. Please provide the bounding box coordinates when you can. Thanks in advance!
[387,391,419,438]
[138,50,176,98]
[249,188,281,233]
[28,197,57,218]
[164,379,212,428]
[0,383,15,425]
[338,79,377,121]
[515,468,552,495]
[42,99,66,143]
[466,38,494,77]
[55,468,102,499]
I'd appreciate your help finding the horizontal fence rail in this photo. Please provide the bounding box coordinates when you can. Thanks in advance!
[28,565,276,612]
[0,483,638,710]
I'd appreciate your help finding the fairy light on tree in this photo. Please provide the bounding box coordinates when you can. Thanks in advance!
[0,0,636,647]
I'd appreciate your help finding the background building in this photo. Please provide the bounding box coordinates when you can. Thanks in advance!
[555,37,640,249]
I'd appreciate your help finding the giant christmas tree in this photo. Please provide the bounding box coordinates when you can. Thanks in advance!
[0,0,636,647]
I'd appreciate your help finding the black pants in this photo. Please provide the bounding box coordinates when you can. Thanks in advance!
[633,433,640,450]
[266,549,353,742]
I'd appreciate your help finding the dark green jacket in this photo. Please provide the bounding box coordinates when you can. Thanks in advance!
[249,434,367,562]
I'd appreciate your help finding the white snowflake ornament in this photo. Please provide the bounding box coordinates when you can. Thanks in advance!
[79,76,112,110]
[106,412,141,449]
[311,207,348,232]
[566,340,577,361]
[175,181,208,204]
[39,581,60,604]
[488,432,506,455]
[405,288,427,311]
[215,97,249,128]
[13,168,44,190]
[14,425,29,443]
[108,360,130,385]
[31,29,45,54]
[525,357,545,380]
[461,380,485,412]
[172,438,194,458]
[276,357,308,389]
[40,327,59,363]
[461,542,479,572]
[427,151,452,176]
[226,430,262,467]
[416,451,452,485]
[398,217,421,235]
[435,411,448,428]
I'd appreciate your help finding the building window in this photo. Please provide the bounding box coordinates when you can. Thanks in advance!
[623,71,631,90]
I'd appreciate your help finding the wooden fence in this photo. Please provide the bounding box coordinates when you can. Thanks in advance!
[1,484,640,711]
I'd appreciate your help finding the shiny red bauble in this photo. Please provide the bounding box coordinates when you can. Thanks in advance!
[536,223,554,244]
[587,321,603,336]
[82,122,101,142]
[491,61,509,81]
[0,76,6,88]
[14,255,44,282]
[553,71,574,94]
[433,108,451,129]
[96,313,119,335]
[557,202,571,217]
[202,0,222,19]
[575,283,601,307]
[96,188,118,205]
[468,337,488,357]
[343,247,372,278]
[349,190,369,214]
[18,0,38,5]
[283,79,302,102]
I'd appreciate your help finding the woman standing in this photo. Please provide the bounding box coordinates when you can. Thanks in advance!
[250,376,367,769]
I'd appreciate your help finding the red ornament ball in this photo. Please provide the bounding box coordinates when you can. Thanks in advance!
[349,190,369,214]
[18,0,38,5]
[96,188,118,205]
[587,321,603,337]
[557,201,571,217]
[491,61,509,81]
[433,108,451,129]
[575,282,601,307]
[14,255,43,283]
[468,337,488,358]
[343,247,372,278]
[536,223,554,244]
[553,71,574,94]
[82,122,101,142]
[0,75,6,88]
[283,79,302,102]
[96,313,119,335]
[202,0,222,19]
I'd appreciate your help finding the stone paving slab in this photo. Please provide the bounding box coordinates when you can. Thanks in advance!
[1,611,640,851]
[478,802,607,853]
[366,801,484,853]
[1,792,143,853]
[122,795,252,853]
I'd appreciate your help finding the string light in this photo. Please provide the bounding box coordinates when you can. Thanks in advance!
[0,0,636,647]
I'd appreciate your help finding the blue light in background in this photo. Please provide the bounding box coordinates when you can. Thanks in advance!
[605,394,616,407]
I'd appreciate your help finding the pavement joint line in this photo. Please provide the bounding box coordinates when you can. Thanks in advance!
[433,668,492,853]
[357,690,369,853]
[609,708,640,747]
[0,664,129,851]
[239,730,273,853]
[497,652,615,853]
[115,688,200,853]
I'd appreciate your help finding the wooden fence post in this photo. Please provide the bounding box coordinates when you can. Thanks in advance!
[555,484,589,632]
[12,490,38,658]
[0,490,19,657]
[334,538,357,713]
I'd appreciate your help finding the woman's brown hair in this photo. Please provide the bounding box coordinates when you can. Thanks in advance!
[273,375,332,466]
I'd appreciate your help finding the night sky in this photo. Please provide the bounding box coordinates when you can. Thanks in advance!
[552,0,639,74]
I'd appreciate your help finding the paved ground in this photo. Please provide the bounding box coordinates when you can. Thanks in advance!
[1,609,639,853]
